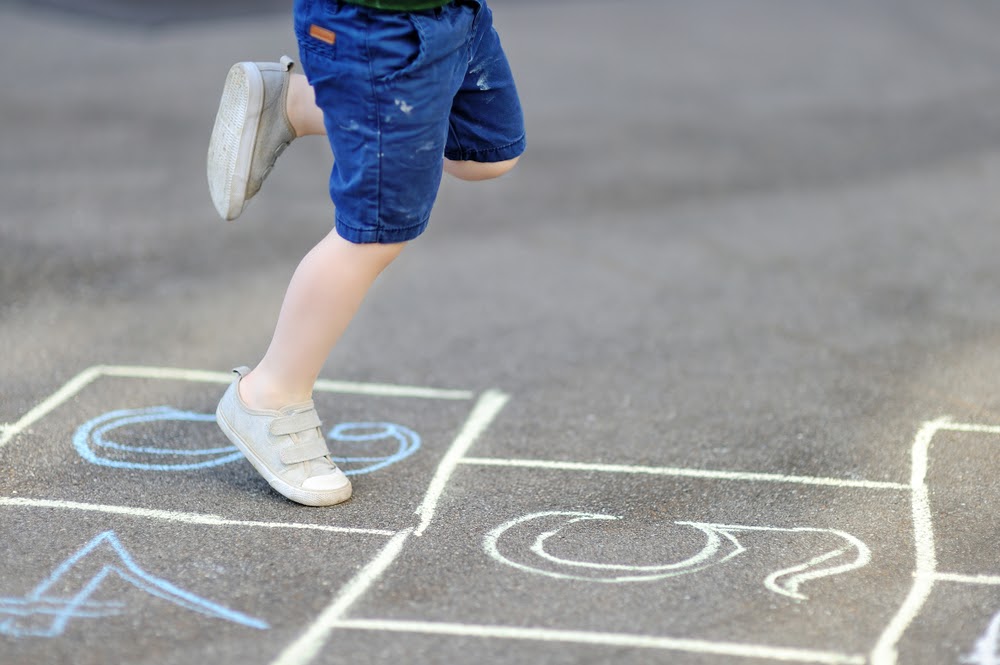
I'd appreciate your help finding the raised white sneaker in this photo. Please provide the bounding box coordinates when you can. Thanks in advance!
[216,367,352,507]
[207,57,296,221]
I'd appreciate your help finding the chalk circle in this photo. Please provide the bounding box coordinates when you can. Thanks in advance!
[74,407,420,474]
[484,511,742,584]
[73,407,239,471]
[326,422,421,475]
[486,512,871,600]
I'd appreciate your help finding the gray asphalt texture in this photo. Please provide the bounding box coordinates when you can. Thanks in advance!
[3,1,1000,664]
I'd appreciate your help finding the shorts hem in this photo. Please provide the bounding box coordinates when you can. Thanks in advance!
[335,214,429,244]
[445,135,526,163]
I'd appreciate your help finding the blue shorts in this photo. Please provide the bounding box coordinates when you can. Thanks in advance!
[293,0,526,243]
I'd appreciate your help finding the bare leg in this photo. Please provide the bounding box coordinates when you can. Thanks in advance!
[287,73,327,137]
[239,231,406,410]
[240,79,518,411]
[444,157,520,181]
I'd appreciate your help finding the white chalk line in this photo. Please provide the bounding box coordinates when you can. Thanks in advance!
[937,422,1000,435]
[0,366,104,451]
[461,457,908,490]
[414,390,510,536]
[269,389,508,663]
[269,528,413,665]
[870,417,950,665]
[10,370,1000,661]
[327,619,866,664]
[0,497,396,536]
[929,572,1000,586]
[0,364,474,455]
[97,365,474,400]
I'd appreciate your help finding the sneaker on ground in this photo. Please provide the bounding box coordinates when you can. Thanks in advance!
[207,56,297,221]
[216,367,352,507]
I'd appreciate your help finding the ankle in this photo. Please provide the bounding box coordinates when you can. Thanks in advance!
[238,368,312,411]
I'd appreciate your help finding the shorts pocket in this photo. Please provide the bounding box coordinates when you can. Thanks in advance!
[367,12,428,85]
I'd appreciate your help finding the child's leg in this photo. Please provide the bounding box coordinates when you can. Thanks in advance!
[214,230,401,507]
[286,73,326,138]
[238,233,405,411]
[443,157,520,182]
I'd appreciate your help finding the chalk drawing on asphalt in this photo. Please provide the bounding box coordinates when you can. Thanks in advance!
[963,610,1000,665]
[327,422,420,475]
[0,530,267,638]
[73,407,419,475]
[13,367,1000,664]
[484,510,870,600]
[74,407,240,471]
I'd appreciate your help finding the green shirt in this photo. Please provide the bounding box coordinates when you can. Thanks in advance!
[342,0,450,10]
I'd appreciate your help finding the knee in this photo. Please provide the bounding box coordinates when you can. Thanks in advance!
[444,156,520,182]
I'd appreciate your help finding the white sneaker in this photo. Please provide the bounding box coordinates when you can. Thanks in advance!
[216,367,352,507]
[207,57,297,221]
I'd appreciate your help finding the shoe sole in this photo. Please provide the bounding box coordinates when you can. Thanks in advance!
[207,62,263,221]
[216,402,353,507]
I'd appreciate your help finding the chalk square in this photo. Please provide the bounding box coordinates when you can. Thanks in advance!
[0,503,391,665]
[925,428,1000,577]
[0,366,482,533]
[345,464,913,660]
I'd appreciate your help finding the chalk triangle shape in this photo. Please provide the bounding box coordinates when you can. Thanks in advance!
[0,530,268,638]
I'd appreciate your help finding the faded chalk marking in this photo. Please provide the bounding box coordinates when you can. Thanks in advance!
[393,99,414,114]
[414,390,510,536]
[486,512,870,599]
[269,528,412,665]
[870,417,951,665]
[0,530,267,637]
[328,619,866,664]
[461,457,908,490]
[0,497,395,536]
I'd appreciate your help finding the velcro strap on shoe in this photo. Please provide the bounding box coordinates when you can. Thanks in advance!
[270,410,323,436]
[280,438,330,465]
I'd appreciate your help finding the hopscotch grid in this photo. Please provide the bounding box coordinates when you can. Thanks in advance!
[0,362,486,561]
[414,390,510,536]
[0,364,474,454]
[870,416,1000,665]
[9,368,1000,663]
[0,363,483,658]
[269,389,510,665]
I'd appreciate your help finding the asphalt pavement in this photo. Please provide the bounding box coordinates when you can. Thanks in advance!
[3,1,1000,664]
